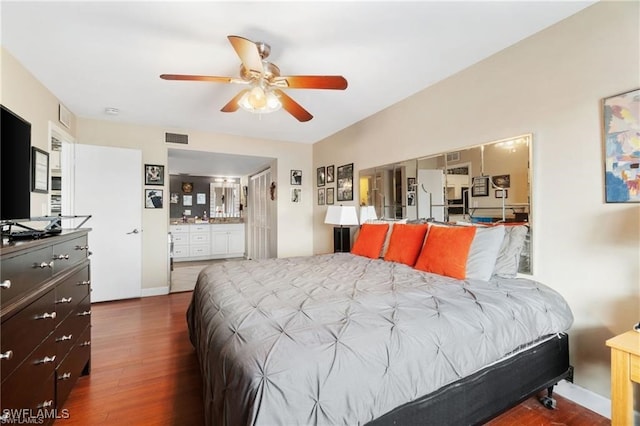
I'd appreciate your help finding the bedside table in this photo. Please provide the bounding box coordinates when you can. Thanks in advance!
[606,330,640,426]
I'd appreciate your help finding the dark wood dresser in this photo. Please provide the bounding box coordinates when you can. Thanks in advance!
[0,229,91,424]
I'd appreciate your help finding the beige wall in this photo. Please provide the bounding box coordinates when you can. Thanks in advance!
[313,1,640,398]
[1,47,77,217]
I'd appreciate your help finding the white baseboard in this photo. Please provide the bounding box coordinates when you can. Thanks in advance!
[554,380,611,419]
[141,286,170,297]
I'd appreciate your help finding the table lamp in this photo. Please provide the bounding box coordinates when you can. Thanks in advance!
[324,205,359,252]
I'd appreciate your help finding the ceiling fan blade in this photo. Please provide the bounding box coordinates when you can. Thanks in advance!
[273,75,348,90]
[221,89,250,113]
[227,35,263,74]
[160,74,237,84]
[274,89,313,122]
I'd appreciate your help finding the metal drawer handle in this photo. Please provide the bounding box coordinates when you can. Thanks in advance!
[77,310,91,317]
[54,254,70,260]
[39,261,54,268]
[56,334,73,342]
[0,280,11,289]
[79,280,91,286]
[56,297,73,304]
[36,355,56,364]
[58,372,72,380]
[75,245,89,251]
[38,400,54,408]
[36,311,57,320]
[0,350,13,360]
[80,341,91,347]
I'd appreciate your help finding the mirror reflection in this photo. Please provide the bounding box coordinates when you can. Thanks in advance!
[210,180,241,218]
[359,134,532,274]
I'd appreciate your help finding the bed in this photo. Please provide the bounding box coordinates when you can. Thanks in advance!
[187,222,574,426]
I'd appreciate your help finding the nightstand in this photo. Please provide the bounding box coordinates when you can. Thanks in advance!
[605,330,640,426]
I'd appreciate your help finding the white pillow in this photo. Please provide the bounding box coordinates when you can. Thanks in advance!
[492,225,529,278]
[466,225,505,281]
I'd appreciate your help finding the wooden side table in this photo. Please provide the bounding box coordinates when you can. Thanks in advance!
[606,330,640,426]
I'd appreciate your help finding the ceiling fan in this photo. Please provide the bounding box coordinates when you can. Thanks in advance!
[160,35,348,122]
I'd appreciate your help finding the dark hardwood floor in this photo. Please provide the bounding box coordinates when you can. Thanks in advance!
[56,292,609,425]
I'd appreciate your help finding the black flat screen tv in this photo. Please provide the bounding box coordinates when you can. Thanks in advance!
[1,105,32,221]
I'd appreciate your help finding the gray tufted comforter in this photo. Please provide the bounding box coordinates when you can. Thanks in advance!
[186,253,573,426]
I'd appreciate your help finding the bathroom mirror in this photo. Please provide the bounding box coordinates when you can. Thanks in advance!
[359,134,532,274]
[210,180,241,218]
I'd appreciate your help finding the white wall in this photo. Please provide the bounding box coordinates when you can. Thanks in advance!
[74,119,314,291]
[1,47,77,217]
[313,1,639,398]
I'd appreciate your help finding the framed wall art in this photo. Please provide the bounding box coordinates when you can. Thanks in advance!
[603,88,639,203]
[326,187,335,205]
[318,188,325,205]
[291,170,302,185]
[336,163,354,201]
[471,176,489,197]
[492,174,510,189]
[291,188,301,203]
[495,189,508,199]
[145,189,163,208]
[31,147,49,193]
[326,165,335,183]
[144,164,165,185]
[317,166,326,187]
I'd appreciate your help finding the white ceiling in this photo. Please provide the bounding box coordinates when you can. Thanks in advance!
[1,1,595,148]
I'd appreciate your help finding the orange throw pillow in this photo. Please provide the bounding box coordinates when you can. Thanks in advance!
[351,223,389,258]
[383,224,429,266]
[414,225,477,279]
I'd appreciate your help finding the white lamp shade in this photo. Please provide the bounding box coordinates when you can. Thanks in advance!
[324,205,359,226]
[359,206,377,224]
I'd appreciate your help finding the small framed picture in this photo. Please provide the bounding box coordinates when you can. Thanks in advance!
[144,164,165,186]
[326,165,335,183]
[492,174,510,189]
[170,193,179,204]
[326,187,335,205]
[471,176,489,197]
[183,195,193,206]
[197,193,206,204]
[31,147,49,193]
[318,188,325,205]
[317,166,326,187]
[145,189,163,208]
[182,182,193,193]
[495,189,508,198]
[291,170,302,185]
[291,188,301,203]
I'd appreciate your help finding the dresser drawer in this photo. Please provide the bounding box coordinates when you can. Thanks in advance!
[54,295,91,364]
[56,325,91,407]
[172,233,189,244]
[189,244,210,257]
[54,266,90,325]
[1,333,56,412]
[190,232,209,244]
[52,235,89,276]
[0,246,53,310]
[1,289,56,380]
[190,224,209,233]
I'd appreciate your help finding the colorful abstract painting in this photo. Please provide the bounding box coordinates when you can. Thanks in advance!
[603,88,640,203]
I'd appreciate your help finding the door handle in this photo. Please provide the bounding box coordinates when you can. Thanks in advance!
[127,229,140,234]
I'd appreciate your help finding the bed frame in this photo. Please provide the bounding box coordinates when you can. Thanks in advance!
[368,333,571,426]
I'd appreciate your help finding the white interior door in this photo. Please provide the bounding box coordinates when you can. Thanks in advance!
[417,169,445,221]
[248,169,271,260]
[73,144,142,302]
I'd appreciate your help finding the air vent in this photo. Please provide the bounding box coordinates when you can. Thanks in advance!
[165,132,188,144]
[446,151,460,163]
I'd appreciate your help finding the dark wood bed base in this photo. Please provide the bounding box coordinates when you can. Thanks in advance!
[368,333,571,426]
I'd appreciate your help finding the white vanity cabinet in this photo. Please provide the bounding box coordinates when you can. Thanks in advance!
[170,223,245,261]
[210,224,245,258]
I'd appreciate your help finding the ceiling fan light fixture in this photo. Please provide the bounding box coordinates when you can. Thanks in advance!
[239,87,282,114]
